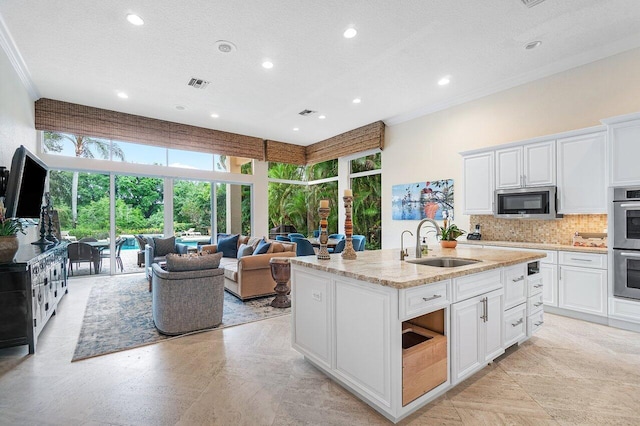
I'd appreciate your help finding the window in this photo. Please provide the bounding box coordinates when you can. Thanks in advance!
[169,149,213,171]
[350,152,382,249]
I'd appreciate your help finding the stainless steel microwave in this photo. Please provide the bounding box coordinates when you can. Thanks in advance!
[495,186,558,219]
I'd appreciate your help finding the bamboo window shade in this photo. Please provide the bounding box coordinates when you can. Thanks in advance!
[35,98,384,165]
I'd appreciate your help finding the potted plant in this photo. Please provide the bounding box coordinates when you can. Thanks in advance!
[0,200,24,264]
[439,223,465,248]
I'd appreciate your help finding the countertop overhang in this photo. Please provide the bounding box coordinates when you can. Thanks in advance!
[289,247,545,289]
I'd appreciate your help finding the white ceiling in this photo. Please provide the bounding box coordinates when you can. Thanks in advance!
[1,0,640,146]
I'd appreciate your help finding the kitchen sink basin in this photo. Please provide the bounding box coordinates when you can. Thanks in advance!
[406,257,481,267]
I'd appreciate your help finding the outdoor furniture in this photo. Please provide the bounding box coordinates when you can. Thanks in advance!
[134,234,147,267]
[313,229,321,238]
[329,239,346,254]
[328,234,345,240]
[288,233,305,239]
[307,237,341,249]
[290,237,316,256]
[275,235,291,242]
[78,237,98,243]
[151,262,225,335]
[352,235,366,251]
[67,242,100,275]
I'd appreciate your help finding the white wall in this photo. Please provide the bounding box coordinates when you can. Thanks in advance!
[382,47,640,249]
[0,46,35,169]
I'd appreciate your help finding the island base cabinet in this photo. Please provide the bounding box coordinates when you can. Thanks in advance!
[451,289,503,384]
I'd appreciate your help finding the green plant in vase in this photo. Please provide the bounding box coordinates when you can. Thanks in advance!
[439,223,465,248]
[0,199,25,264]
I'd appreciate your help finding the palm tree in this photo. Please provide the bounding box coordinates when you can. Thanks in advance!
[43,132,124,227]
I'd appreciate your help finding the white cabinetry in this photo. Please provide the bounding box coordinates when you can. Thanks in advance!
[462,152,494,214]
[503,264,527,310]
[558,252,607,317]
[495,141,555,189]
[605,115,640,186]
[556,132,607,214]
[451,289,503,384]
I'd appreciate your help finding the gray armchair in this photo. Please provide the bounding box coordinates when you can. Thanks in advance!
[145,237,190,282]
[151,263,225,335]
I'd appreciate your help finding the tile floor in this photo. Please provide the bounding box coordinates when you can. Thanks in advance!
[0,276,639,425]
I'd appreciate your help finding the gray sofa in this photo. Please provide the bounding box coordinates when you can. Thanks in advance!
[151,263,225,335]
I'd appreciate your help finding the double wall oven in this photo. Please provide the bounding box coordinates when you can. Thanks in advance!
[613,187,640,300]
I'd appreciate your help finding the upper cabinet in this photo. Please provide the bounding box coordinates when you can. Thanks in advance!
[556,132,607,214]
[604,115,640,186]
[495,141,555,189]
[462,152,494,215]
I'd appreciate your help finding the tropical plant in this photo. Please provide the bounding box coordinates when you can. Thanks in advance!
[440,223,466,241]
[0,200,24,236]
[43,132,125,227]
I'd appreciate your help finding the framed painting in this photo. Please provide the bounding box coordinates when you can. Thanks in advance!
[392,179,454,221]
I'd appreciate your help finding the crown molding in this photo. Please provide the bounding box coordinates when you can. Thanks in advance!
[0,13,40,100]
[385,35,640,127]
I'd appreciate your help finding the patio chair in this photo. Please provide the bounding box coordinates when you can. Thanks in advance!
[290,237,316,256]
[275,235,291,242]
[330,239,346,254]
[79,237,98,243]
[288,233,305,239]
[67,242,100,275]
[313,229,320,238]
[135,234,147,266]
[352,235,366,251]
[328,234,345,240]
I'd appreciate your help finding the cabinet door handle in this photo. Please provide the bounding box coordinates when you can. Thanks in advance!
[512,275,525,282]
[570,258,592,262]
[533,283,543,288]
[534,321,544,327]
[422,294,443,302]
[534,302,543,307]
[511,318,523,327]
[485,297,489,322]
[620,203,640,208]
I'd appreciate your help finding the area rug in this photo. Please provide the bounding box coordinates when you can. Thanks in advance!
[72,273,290,361]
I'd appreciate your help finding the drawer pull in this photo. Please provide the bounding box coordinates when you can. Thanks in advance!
[620,252,640,258]
[569,258,592,262]
[534,302,543,307]
[533,284,543,289]
[534,321,544,326]
[511,318,524,327]
[422,294,443,302]
[512,275,525,282]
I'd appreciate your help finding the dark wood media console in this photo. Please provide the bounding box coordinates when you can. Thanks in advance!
[0,225,68,354]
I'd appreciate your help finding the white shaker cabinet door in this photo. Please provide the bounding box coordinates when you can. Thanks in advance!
[557,132,606,214]
[495,147,522,189]
[462,152,495,214]
[540,263,558,307]
[484,290,504,363]
[523,140,555,187]
[558,266,607,317]
[451,296,483,384]
[609,119,640,186]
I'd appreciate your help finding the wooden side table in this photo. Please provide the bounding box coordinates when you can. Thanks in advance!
[269,257,291,308]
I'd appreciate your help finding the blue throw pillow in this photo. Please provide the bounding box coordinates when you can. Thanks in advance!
[253,238,271,255]
[217,234,239,258]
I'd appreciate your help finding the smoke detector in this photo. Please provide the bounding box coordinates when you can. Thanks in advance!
[187,78,210,89]
[520,0,546,8]
[298,109,316,116]
[214,40,237,54]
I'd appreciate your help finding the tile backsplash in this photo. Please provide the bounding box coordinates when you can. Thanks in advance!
[469,214,607,245]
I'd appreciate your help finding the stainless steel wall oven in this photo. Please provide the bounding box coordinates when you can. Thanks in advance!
[613,187,640,300]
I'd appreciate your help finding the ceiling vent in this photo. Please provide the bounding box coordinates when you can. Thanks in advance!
[187,78,210,89]
[520,0,546,7]
[298,109,316,116]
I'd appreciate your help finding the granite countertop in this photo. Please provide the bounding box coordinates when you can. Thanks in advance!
[458,240,608,254]
[289,247,545,290]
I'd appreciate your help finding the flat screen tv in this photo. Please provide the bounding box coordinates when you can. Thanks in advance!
[4,145,48,219]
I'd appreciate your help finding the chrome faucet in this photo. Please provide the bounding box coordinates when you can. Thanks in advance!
[415,218,442,258]
[400,230,413,260]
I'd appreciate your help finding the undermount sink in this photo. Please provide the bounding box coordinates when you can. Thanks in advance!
[406,257,481,267]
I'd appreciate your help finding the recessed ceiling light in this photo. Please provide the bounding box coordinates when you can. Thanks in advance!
[343,28,357,39]
[210,113,219,118]
[525,40,542,50]
[438,76,451,86]
[126,14,144,26]
[262,61,274,69]
[175,105,186,111]
[117,92,128,99]
[352,98,361,104]
[214,40,236,54]
[293,127,299,131]
[318,115,326,120]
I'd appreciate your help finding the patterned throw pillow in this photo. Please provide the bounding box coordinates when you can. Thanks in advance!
[153,236,176,257]
[236,243,254,259]
[217,234,239,258]
[165,252,223,272]
[253,238,271,255]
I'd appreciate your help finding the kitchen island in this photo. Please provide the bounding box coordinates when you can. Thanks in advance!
[289,247,545,423]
